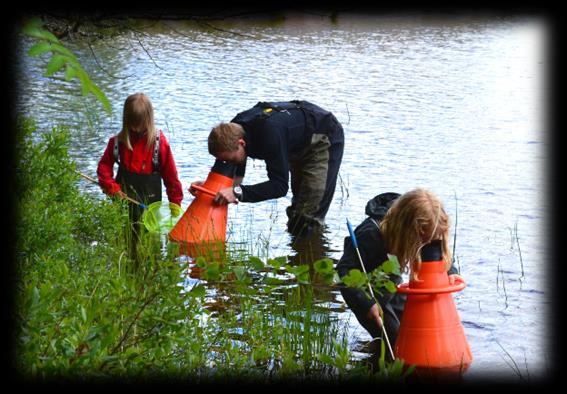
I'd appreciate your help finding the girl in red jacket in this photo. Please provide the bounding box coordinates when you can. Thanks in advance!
[97,92,183,262]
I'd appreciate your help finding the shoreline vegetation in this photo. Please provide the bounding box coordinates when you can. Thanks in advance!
[16,18,411,383]
[14,119,411,383]
[15,15,543,385]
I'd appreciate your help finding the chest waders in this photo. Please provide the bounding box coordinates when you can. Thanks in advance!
[236,101,344,236]
[114,135,162,264]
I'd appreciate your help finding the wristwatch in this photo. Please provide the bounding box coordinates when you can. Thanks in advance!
[233,186,243,201]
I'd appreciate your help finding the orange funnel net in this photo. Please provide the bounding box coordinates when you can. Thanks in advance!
[169,160,235,260]
[395,241,473,373]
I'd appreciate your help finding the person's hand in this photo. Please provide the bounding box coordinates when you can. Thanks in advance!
[170,203,182,217]
[366,303,384,330]
[189,181,204,196]
[214,187,238,205]
[448,274,462,285]
[115,190,128,200]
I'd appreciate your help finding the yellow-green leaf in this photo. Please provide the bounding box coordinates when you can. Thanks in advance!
[45,55,67,76]
[64,64,76,81]
[89,83,112,114]
[80,305,87,323]
[50,43,77,59]
[28,42,51,57]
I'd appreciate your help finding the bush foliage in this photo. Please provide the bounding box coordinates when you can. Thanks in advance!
[14,119,409,383]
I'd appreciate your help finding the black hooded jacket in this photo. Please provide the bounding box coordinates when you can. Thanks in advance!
[336,192,458,321]
[335,192,405,318]
[231,101,343,203]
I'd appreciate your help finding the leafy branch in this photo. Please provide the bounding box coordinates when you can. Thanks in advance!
[341,255,401,300]
[23,17,112,114]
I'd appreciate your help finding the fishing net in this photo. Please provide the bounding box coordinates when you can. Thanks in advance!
[142,201,183,234]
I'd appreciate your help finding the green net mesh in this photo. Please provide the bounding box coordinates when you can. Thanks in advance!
[142,201,183,234]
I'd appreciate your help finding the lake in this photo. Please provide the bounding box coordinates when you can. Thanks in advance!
[16,12,549,382]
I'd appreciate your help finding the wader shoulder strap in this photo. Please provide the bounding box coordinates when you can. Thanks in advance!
[113,136,119,164]
[152,133,160,173]
[113,134,160,172]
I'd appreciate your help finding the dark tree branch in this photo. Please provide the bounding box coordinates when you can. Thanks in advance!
[131,31,164,70]
[195,20,261,40]
[87,42,135,80]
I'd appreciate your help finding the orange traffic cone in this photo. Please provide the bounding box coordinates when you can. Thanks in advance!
[395,241,473,374]
[169,160,235,260]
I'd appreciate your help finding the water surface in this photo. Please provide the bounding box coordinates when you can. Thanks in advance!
[16,13,549,381]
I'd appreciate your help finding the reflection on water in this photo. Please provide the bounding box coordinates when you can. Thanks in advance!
[288,225,335,266]
[16,13,548,381]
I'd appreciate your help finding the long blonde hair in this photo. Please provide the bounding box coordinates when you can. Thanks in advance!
[117,92,156,151]
[380,188,451,280]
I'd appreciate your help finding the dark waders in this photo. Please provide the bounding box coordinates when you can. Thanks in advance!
[344,289,405,363]
[114,136,161,269]
[116,168,162,269]
[234,100,344,237]
[287,118,344,237]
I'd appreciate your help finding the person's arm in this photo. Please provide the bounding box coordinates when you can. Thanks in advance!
[239,162,288,202]
[235,161,246,180]
[96,137,122,196]
[366,304,384,329]
[238,128,289,202]
[233,175,244,186]
[448,260,459,275]
[336,224,382,318]
[158,133,183,206]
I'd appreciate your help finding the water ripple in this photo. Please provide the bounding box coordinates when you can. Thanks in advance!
[15,15,547,379]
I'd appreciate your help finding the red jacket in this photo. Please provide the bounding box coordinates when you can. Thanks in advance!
[97,130,183,206]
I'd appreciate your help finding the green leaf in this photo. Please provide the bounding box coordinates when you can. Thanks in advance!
[202,262,220,282]
[37,28,60,43]
[125,348,140,361]
[313,258,334,274]
[268,256,287,270]
[80,305,87,323]
[319,272,336,286]
[101,355,120,363]
[22,21,45,40]
[383,254,401,275]
[28,42,52,57]
[64,64,76,81]
[316,353,335,366]
[286,264,309,276]
[30,286,40,310]
[248,256,264,271]
[286,264,310,283]
[49,43,77,59]
[23,19,60,43]
[383,280,398,293]
[22,18,43,34]
[195,256,206,268]
[45,54,67,77]
[74,69,92,96]
[341,269,367,288]
[187,284,206,298]
[232,266,249,283]
[89,83,112,114]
